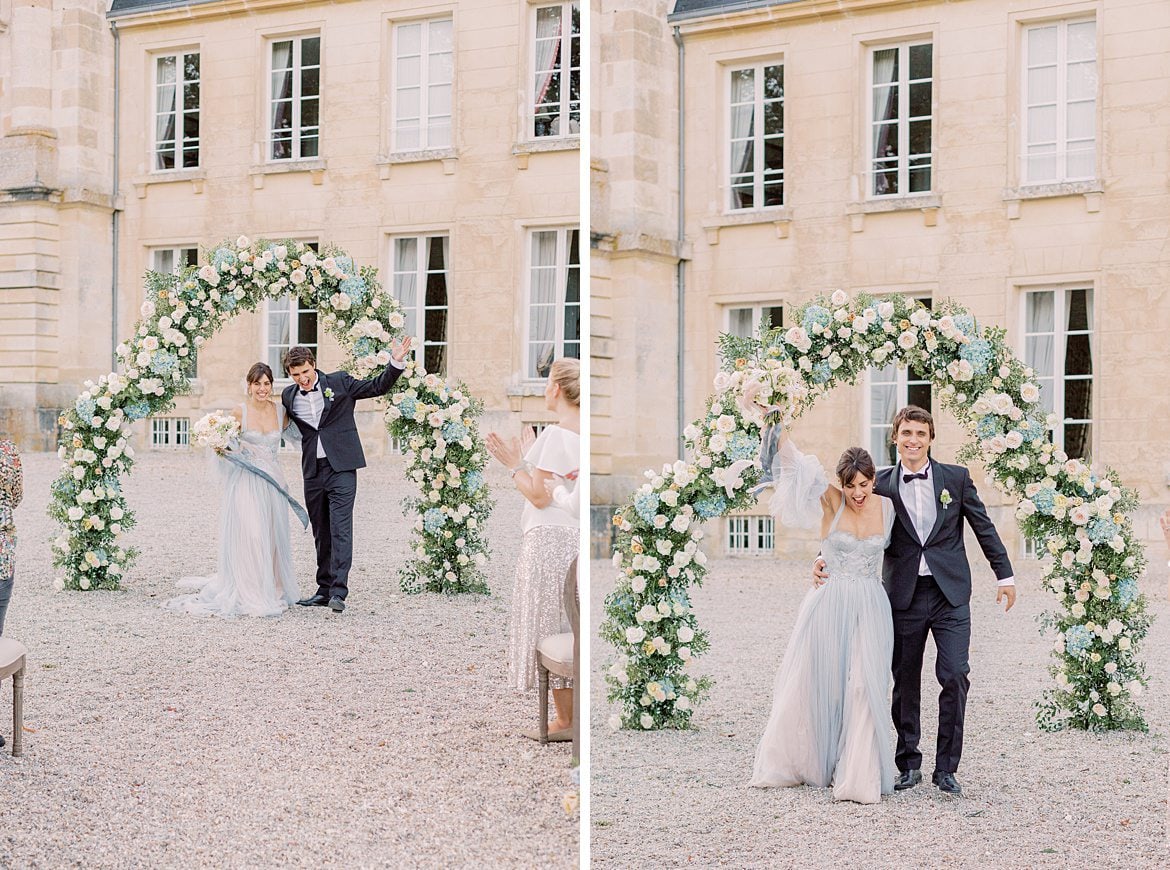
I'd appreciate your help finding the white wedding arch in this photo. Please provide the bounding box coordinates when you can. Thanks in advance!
[50,237,493,596]
[600,290,1151,733]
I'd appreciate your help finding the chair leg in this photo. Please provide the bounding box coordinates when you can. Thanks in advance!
[538,665,549,744]
[12,663,23,758]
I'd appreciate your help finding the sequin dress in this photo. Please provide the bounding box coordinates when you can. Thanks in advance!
[749,439,897,804]
[0,439,21,635]
[509,424,580,692]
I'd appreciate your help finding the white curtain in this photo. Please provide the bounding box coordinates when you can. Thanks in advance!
[872,49,898,192]
[155,57,177,168]
[394,239,419,341]
[270,41,293,147]
[529,232,558,377]
[534,6,563,113]
[729,69,755,190]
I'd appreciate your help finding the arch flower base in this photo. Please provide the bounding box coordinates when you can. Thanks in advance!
[50,237,491,596]
[600,291,1150,733]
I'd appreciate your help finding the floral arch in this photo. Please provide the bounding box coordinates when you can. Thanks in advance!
[50,237,493,596]
[601,290,1151,733]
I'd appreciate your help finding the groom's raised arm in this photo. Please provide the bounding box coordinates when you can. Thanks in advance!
[347,356,406,401]
[960,468,1014,583]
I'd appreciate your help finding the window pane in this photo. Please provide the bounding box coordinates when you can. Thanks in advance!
[1066,288,1091,331]
[1026,291,1055,332]
[157,55,176,84]
[870,382,897,424]
[728,308,752,338]
[909,81,931,118]
[1027,66,1058,105]
[908,43,932,80]
[1028,105,1057,143]
[1066,61,1096,102]
[301,37,321,68]
[1066,20,1096,62]
[908,119,931,156]
[1064,422,1090,460]
[761,306,783,330]
[907,382,932,413]
[398,23,422,55]
[430,20,453,52]
[298,310,318,345]
[153,249,175,274]
[1028,25,1058,65]
[301,66,320,97]
[763,65,783,99]
[872,48,898,86]
[730,68,754,103]
[1025,335,1054,377]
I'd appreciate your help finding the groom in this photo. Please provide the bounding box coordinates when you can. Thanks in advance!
[282,338,411,613]
[816,405,1015,796]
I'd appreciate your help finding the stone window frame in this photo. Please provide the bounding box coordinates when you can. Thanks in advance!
[722,301,784,339]
[1017,281,1095,460]
[264,30,323,163]
[725,58,786,212]
[863,36,935,201]
[725,515,775,555]
[388,232,452,377]
[861,293,934,467]
[525,0,581,143]
[149,47,201,173]
[150,417,190,449]
[522,224,580,382]
[387,14,456,155]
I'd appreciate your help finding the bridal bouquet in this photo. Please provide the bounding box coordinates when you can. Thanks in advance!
[717,358,808,428]
[191,411,240,453]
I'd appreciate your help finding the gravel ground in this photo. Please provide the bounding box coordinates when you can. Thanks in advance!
[590,555,1170,869]
[0,451,578,869]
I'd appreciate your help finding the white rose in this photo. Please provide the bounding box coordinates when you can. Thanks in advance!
[67,507,84,521]
[910,308,930,327]
[897,331,917,350]
[830,289,848,306]
[677,625,694,642]
[671,514,690,534]
[1004,431,1023,449]
[640,713,654,729]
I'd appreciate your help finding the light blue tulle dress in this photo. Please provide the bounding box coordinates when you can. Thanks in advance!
[164,403,300,618]
[749,438,897,804]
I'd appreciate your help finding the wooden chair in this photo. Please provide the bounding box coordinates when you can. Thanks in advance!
[0,637,26,757]
[536,557,578,759]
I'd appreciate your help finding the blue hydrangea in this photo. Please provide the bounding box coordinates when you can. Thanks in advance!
[220,294,237,312]
[633,491,660,523]
[334,256,354,275]
[1087,516,1120,545]
[1115,577,1139,608]
[126,401,151,421]
[150,351,178,375]
[423,508,446,534]
[976,415,1001,441]
[464,470,484,494]
[1064,624,1093,656]
[959,339,995,375]
[1018,415,1047,439]
[398,396,418,417]
[75,396,96,420]
[726,431,760,461]
[442,420,469,442]
[51,477,77,498]
[694,494,727,520]
[340,276,367,307]
[952,314,976,337]
[811,362,832,384]
[801,305,832,332]
[93,548,109,566]
[1031,486,1057,515]
[211,248,236,271]
[352,337,377,357]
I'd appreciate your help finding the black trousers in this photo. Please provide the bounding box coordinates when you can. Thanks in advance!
[891,575,971,775]
[304,457,358,601]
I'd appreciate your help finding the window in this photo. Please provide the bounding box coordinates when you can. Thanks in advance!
[391,235,449,376]
[866,297,931,465]
[728,63,784,210]
[266,295,319,378]
[524,421,551,439]
[531,2,580,138]
[726,515,775,555]
[269,35,321,160]
[150,417,190,449]
[1022,19,1096,184]
[392,18,453,151]
[151,247,200,378]
[526,228,580,379]
[154,52,200,171]
[726,303,783,338]
[869,41,932,196]
[1024,287,1093,458]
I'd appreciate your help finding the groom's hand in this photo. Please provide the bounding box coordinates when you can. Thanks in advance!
[812,557,828,588]
[390,335,413,363]
[996,584,1017,612]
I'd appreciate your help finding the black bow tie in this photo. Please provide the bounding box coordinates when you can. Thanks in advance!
[903,471,928,483]
[299,385,319,396]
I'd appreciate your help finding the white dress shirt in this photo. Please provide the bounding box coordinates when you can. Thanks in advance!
[898,461,936,576]
[292,372,328,458]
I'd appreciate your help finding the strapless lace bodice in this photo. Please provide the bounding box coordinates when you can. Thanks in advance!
[239,426,282,460]
[822,529,889,582]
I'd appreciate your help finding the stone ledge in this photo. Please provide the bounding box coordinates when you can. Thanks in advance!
[375,149,458,179]
[702,207,793,245]
[131,168,206,199]
[247,158,327,189]
[511,136,580,169]
[1002,180,1104,218]
[845,194,942,231]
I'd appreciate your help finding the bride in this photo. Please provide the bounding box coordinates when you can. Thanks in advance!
[165,362,302,618]
[749,426,896,804]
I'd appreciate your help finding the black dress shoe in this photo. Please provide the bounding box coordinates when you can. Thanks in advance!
[894,769,922,790]
[932,771,962,796]
[297,593,330,607]
[328,596,346,613]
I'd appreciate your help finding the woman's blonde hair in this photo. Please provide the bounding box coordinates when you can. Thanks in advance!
[549,358,580,407]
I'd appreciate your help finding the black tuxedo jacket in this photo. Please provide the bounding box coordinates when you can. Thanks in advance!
[281,364,403,480]
[874,461,1013,610]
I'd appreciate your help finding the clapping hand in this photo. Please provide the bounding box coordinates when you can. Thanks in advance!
[1160,508,1170,551]
[521,425,537,455]
[390,335,413,363]
[485,432,523,469]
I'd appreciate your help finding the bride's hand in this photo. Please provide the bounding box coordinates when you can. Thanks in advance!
[812,557,828,588]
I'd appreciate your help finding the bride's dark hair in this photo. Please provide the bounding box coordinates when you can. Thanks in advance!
[246,362,274,385]
[836,447,876,486]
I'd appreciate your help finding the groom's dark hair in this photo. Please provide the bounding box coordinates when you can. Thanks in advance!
[891,405,935,441]
[283,345,316,373]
